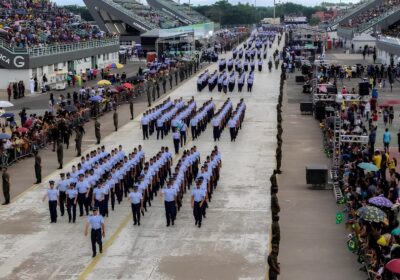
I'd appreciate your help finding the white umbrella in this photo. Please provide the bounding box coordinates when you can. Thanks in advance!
[0,101,14,108]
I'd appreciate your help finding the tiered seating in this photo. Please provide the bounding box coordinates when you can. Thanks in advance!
[340,0,400,28]
[0,0,113,48]
[112,0,182,29]
[152,0,209,23]
[381,20,400,37]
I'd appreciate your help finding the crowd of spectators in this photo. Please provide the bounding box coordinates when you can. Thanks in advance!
[312,58,400,278]
[153,0,209,23]
[113,0,182,29]
[0,0,115,48]
[340,0,400,28]
[381,21,400,37]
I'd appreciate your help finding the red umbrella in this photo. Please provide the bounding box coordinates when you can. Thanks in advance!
[384,99,400,106]
[123,83,133,89]
[116,86,125,92]
[23,118,33,128]
[16,127,28,133]
[385,259,400,274]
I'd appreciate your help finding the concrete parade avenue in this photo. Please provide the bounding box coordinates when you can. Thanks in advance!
[0,38,282,280]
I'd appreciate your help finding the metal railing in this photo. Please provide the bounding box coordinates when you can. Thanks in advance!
[27,37,120,57]
[103,0,155,30]
[153,0,209,22]
[355,5,400,34]
[377,35,400,46]
[0,37,119,57]
[0,37,28,54]
[329,0,378,27]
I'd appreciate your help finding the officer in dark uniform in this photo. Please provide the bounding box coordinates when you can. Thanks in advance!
[113,108,118,131]
[162,74,167,94]
[84,208,105,257]
[145,80,151,107]
[75,124,85,157]
[57,139,64,169]
[268,244,280,280]
[270,169,278,188]
[271,187,280,218]
[271,215,280,245]
[129,100,134,120]
[276,146,282,174]
[42,180,59,223]
[168,71,173,89]
[2,167,10,205]
[95,118,101,144]
[174,67,178,85]
[34,150,42,184]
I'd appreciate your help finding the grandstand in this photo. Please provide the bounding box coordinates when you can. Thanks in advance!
[336,0,400,41]
[147,0,210,25]
[376,20,400,65]
[0,0,119,89]
[84,0,192,37]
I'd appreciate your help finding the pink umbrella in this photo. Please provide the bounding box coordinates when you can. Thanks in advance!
[319,85,327,93]
[384,99,400,106]
[385,259,400,274]
[23,118,33,128]
[16,127,28,133]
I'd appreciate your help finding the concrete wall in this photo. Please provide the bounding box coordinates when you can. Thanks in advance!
[0,69,30,90]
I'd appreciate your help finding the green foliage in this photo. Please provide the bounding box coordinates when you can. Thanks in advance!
[63,5,94,22]
[193,1,327,25]
[309,16,321,26]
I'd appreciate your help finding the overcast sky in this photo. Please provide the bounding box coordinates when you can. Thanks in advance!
[54,0,359,7]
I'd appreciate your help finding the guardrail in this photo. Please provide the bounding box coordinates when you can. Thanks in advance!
[104,0,156,30]
[355,5,400,34]
[0,37,119,57]
[377,35,400,46]
[28,38,119,57]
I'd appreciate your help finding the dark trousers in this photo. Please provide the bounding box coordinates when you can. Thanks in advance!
[213,126,220,141]
[110,189,115,210]
[59,191,66,216]
[78,193,89,216]
[91,229,102,255]
[116,183,123,203]
[193,201,202,223]
[49,200,57,222]
[164,201,176,225]
[67,198,76,222]
[3,187,10,204]
[131,203,141,224]
[173,139,180,154]
[191,126,196,140]
[230,127,236,141]
[104,194,109,216]
[142,124,149,140]
[157,126,164,139]
[180,131,186,146]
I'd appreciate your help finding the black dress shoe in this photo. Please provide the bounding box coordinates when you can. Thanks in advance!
[166,224,170,227]
[92,253,96,258]
[134,221,137,225]
[198,223,201,228]
[195,220,198,225]
[138,222,140,226]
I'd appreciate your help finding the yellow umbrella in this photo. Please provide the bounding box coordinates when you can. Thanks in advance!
[106,63,124,69]
[97,80,111,86]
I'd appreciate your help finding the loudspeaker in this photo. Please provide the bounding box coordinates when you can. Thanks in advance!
[327,86,337,94]
[302,65,310,75]
[359,82,369,96]
[306,165,328,185]
[296,75,305,83]
[300,102,313,114]
[314,103,325,121]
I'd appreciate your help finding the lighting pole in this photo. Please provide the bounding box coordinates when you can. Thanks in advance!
[273,0,276,23]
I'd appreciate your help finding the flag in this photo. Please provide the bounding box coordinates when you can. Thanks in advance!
[336,212,344,224]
